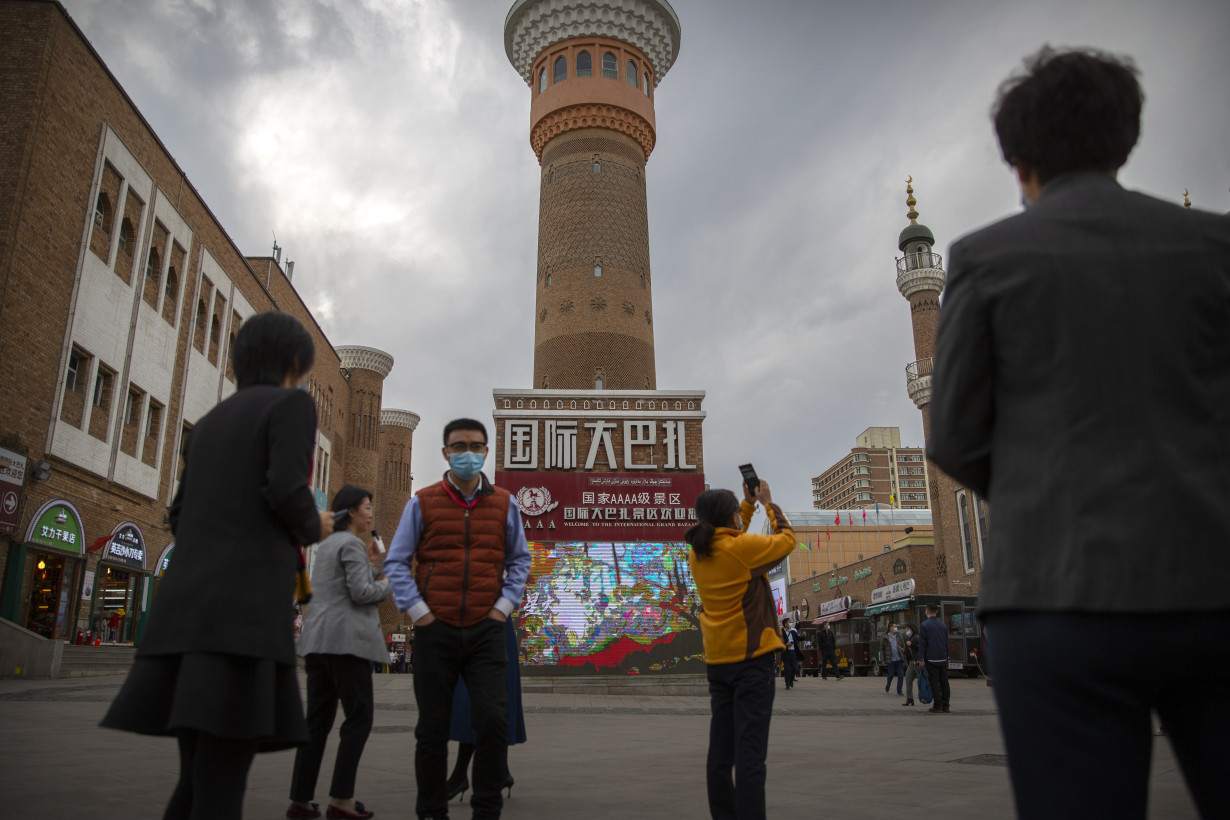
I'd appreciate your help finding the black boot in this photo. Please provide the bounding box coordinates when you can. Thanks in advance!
[446,742,474,802]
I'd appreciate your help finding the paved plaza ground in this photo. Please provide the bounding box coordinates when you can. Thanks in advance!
[0,670,1200,819]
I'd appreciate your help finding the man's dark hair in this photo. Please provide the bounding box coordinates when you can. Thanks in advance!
[925,604,939,616]
[442,418,488,446]
[685,488,740,559]
[232,311,315,389]
[993,46,1143,184]
[331,485,372,531]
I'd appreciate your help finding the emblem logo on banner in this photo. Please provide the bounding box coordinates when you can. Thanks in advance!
[515,486,560,517]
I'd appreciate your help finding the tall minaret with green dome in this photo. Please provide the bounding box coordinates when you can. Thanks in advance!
[896,177,946,440]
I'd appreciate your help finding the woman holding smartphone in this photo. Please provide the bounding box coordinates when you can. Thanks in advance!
[686,473,796,820]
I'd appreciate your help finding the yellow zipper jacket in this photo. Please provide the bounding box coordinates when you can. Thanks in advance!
[688,499,797,665]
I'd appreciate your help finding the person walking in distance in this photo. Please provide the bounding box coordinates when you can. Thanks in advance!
[881,622,905,696]
[383,418,531,820]
[780,618,799,690]
[817,622,842,680]
[927,46,1230,819]
[918,606,950,713]
[901,624,920,706]
[687,476,796,820]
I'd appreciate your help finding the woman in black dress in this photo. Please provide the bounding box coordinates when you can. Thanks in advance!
[102,312,333,819]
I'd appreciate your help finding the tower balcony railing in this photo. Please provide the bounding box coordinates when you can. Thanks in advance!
[896,251,942,274]
[896,252,946,299]
[905,357,933,409]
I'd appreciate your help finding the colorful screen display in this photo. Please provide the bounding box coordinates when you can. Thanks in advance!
[517,541,704,675]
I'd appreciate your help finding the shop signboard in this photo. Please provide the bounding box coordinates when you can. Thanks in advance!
[26,500,83,554]
[769,577,787,618]
[819,595,851,617]
[105,523,146,570]
[0,447,25,534]
[155,543,175,577]
[495,471,706,542]
[871,578,916,605]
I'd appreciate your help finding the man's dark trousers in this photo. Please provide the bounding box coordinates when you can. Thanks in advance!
[885,660,904,694]
[988,612,1227,820]
[781,649,796,688]
[706,653,775,820]
[926,661,950,710]
[820,650,841,679]
[413,618,508,819]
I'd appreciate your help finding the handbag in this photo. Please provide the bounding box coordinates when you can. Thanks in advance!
[918,664,934,704]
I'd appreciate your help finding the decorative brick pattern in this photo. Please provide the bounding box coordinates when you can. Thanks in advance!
[531,103,655,162]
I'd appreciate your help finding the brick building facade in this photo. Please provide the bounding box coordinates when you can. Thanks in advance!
[0,1,417,656]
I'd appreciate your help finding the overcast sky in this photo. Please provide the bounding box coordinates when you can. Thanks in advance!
[60,0,1230,512]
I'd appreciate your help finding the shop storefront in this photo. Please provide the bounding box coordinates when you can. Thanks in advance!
[18,500,86,640]
[89,522,148,644]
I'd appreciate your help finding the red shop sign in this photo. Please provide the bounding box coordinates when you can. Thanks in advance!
[495,471,707,542]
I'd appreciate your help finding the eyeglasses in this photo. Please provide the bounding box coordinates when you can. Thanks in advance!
[445,441,488,454]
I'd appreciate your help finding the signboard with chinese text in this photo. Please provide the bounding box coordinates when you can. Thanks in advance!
[496,471,706,542]
[25,500,83,554]
[819,595,851,617]
[155,543,175,577]
[871,578,916,605]
[104,523,146,570]
[0,447,25,534]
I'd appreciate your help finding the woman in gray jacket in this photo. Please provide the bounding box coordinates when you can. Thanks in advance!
[288,486,390,820]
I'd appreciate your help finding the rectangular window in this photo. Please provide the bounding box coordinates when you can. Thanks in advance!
[956,490,976,573]
[974,495,990,566]
[121,385,144,457]
[61,347,91,428]
[143,400,163,467]
[89,365,116,441]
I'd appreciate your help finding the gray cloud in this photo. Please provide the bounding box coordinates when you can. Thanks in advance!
[61,0,1230,510]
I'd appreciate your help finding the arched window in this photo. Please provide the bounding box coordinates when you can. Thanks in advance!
[594,264,602,277]
[117,218,133,254]
[143,248,161,306]
[545,274,552,287]
[593,161,601,173]
[553,56,566,83]
[576,51,592,77]
[644,72,651,95]
[94,193,112,232]
[602,52,617,78]
[538,67,547,93]
[626,60,638,86]
[595,376,603,390]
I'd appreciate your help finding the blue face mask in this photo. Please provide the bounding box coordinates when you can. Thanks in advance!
[448,451,485,481]
[892,627,898,633]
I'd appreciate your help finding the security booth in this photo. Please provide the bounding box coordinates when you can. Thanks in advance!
[9,500,87,640]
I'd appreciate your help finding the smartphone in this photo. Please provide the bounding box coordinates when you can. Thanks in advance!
[372,530,386,554]
[738,463,760,495]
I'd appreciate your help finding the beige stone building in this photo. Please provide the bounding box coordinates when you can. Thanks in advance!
[810,426,930,511]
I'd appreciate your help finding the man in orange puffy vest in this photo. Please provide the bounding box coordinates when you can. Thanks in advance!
[385,418,530,820]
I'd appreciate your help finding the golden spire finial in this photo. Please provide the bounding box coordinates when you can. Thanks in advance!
[1183,188,1191,208]
[905,175,918,224]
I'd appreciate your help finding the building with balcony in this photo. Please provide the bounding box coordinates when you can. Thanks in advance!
[810,427,929,511]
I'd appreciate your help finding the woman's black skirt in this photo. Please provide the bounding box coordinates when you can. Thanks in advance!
[100,652,308,751]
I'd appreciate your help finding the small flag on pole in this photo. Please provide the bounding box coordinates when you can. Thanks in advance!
[826,528,831,541]
[834,511,840,526]
[801,536,811,552]
[890,493,896,504]
[862,509,867,523]
[875,501,880,515]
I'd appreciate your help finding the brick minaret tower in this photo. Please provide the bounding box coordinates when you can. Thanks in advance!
[335,346,394,493]
[376,407,418,640]
[895,179,982,592]
[504,0,681,390]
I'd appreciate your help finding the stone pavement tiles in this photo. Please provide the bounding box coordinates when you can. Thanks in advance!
[0,672,1200,818]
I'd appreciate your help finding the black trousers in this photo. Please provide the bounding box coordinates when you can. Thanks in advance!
[289,654,374,802]
[925,662,950,709]
[164,730,257,820]
[781,649,796,687]
[413,618,508,819]
[987,612,1227,820]
[705,653,775,820]
[819,650,841,678]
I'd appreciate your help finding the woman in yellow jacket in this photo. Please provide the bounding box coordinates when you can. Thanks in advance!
[687,478,796,820]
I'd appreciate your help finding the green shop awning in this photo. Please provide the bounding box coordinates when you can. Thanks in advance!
[864,599,911,616]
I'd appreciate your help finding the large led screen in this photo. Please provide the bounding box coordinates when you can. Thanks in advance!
[517,541,704,675]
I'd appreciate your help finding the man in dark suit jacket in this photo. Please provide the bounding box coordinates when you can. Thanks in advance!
[928,47,1229,820]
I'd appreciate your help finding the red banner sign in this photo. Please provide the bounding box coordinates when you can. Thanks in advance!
[495,471,707,542]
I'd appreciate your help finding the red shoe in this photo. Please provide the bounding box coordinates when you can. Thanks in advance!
[326,802,374,819]
[286,803,321,819]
